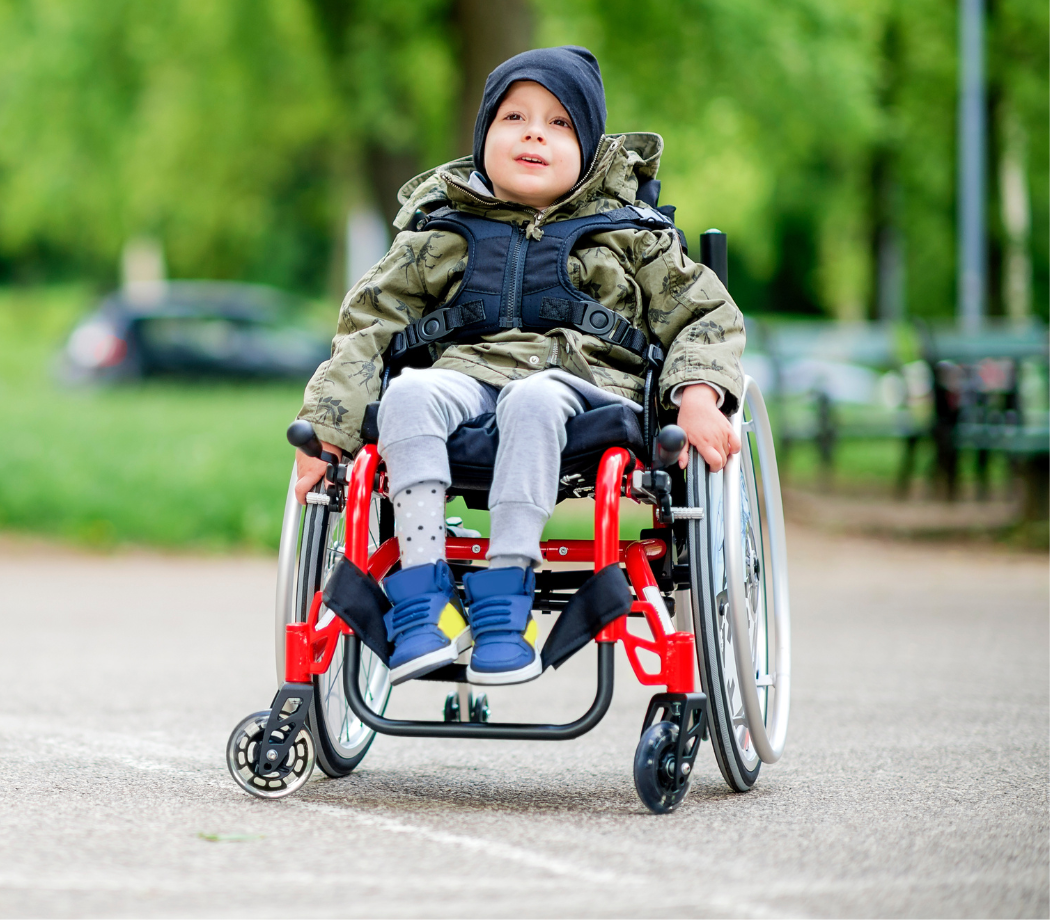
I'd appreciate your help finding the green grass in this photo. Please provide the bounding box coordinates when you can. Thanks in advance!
[0,284,649,552]
[0,286,304,551]
[780,432,1018,500]
[0,284,657,552]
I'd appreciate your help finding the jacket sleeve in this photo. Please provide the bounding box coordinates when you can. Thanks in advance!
[633,228,746,415]
[298,229,467,455]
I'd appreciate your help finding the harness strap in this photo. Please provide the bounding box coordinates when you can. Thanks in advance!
[390,297,647,359]
[388,204,679,361]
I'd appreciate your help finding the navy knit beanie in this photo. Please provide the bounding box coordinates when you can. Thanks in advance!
[472,46,607,184]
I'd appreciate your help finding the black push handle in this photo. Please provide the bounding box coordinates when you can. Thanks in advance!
[654,425,687,470]
[287,419,324,458]
[699,229,728,289]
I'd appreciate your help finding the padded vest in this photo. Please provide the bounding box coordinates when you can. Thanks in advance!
[388,205,679,360]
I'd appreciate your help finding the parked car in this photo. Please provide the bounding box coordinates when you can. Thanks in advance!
[61,281,331,383]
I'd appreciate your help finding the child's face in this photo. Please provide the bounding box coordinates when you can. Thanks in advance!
[483,81,582,210]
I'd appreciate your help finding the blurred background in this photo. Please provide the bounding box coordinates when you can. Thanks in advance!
[0,0,1045,552]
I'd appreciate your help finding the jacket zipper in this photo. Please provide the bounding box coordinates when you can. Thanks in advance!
[500,225,529,329]
[439,171,536,214]
[531,136,622,233]
[547,339,560,367]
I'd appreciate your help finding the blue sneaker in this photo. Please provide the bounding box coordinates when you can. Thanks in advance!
[463,567,542,685]
[383,561,472,685]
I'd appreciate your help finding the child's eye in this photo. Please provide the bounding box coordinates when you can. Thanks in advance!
[504,112,523,121]
[552,118,573,129]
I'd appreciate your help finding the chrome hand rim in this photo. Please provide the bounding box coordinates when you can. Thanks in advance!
[722,376,791,763]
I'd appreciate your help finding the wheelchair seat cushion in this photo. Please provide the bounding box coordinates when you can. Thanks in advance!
[447,403,644,490]
[361,400,644,491]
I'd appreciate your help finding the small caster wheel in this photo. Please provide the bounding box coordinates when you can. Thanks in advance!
[469,693,490,724]
[226,711,315,800]
[443,693,462,722]
[633,721,690,814]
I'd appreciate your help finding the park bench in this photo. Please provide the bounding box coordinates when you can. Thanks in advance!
[745,318,930,493]
[920,320,1049,517]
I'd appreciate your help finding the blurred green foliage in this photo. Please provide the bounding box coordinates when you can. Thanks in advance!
[0,0,1045,322]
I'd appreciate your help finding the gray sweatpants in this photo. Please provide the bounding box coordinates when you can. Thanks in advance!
[377,367,639,565]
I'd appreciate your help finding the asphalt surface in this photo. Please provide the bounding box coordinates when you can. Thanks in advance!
[0,527,1046,918]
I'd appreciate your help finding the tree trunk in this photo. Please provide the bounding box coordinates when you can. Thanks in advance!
[453,0,533,160]
[306,0,533,295]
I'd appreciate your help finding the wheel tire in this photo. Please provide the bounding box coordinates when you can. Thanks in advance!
[443,693,461,722]
[275,469,392,778]
[633,721,689,814]
[226,711,315,800]
[687,446,764,792]
[470,693,490,724]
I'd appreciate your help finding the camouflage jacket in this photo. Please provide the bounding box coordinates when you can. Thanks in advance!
[299,132,745,455]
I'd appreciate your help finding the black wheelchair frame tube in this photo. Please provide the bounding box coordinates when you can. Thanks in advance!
[343,636,615,740]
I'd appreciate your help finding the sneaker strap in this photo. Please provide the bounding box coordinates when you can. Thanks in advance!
[469,595,532,638]
[384,593,449,643]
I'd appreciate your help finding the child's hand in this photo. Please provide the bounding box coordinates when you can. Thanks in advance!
[294,442,342,505]
[675,384,741,471]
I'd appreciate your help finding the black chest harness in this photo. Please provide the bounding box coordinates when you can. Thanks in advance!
[388,204,680,361]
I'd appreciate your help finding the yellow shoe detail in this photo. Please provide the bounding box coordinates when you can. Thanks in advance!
[524,617,538,648]
[437,601,468,640]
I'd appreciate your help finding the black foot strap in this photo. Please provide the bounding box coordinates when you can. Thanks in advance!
[323,557,632,677]
[322,558,393,662]
[540,564,632,671]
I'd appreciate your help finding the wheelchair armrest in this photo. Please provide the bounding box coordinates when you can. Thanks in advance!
[361,401,381,444]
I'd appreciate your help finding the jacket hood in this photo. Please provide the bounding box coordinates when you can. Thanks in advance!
[393,132,665,232]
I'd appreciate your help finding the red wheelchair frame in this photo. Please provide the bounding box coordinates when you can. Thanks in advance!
[224,435,712,813]
[285,443,698,696]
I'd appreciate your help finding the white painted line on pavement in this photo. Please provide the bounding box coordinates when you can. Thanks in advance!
[14,721,643,887]
[292,800,641,886]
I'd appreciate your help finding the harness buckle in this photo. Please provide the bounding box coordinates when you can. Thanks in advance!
[415,308,452,343]
[579,302,618,338]
[628,204,671,227]
[389,332,408,359]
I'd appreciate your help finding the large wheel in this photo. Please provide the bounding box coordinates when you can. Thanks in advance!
[687,376,791,792]
[274,467,392,777]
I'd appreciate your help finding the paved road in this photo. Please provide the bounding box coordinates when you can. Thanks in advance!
[0,528,1046,918]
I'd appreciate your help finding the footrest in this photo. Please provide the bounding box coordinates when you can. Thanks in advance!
[321,557,633,675]
[416,664,468,683]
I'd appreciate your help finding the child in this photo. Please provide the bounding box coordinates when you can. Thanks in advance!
[295,46,744,687]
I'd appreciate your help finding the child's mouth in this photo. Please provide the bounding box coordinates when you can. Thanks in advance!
[517,155,548,167]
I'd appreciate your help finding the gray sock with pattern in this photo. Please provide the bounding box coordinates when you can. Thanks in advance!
[393,481,446,568]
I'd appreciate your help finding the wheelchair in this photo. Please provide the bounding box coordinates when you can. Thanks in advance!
[227,367,790,813]
[226,233,791,813]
